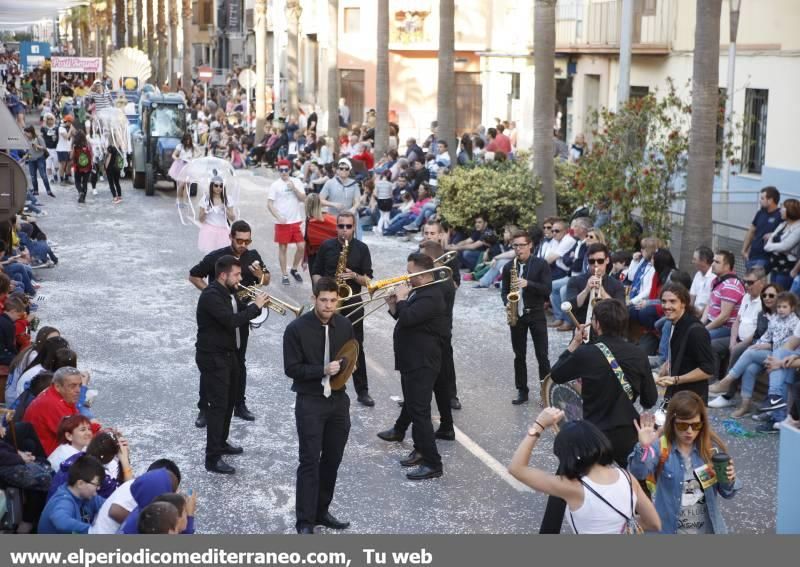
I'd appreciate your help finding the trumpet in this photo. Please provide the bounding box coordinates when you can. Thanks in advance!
[583,267,601,343]
[237,284,305,318]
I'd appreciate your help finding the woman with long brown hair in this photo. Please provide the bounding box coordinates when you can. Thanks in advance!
[628,391,738,534]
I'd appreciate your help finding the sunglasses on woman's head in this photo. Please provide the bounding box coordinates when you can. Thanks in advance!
[674,421,704,432]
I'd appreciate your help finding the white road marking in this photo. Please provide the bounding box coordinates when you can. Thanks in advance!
[365,354,533,494]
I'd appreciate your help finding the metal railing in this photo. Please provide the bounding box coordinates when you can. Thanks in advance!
[556,0,674,49]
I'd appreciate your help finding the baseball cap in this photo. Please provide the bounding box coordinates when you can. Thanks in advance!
[277,159,291,168]
[337,158,352,169]
[63,115,74,123]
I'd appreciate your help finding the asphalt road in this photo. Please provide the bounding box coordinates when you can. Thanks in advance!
[36,169,780,534]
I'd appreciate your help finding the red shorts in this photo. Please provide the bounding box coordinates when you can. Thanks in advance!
[275,222,304,244]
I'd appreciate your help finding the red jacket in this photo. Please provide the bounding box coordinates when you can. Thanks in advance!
[352,151,375,170]
[72,144,93,174]
[23,384,100,455]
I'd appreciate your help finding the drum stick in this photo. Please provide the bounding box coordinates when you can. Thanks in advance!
[560,302,581,328]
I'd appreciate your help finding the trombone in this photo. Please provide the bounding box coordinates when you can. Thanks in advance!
[433,250,457,266]
[237,284,305,318]
[336,266,453,325]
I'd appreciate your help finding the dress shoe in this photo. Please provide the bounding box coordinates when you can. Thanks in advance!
[556,322,575,332]
[205,458,235,475]
[297,525,315,534]
[512,392,529,405]
[400,450,424,467]
[406,464,443,481]
[316,512,350,530]
[221,443,244,455]
[376,427,405,442]
[435,428,456,441]
[234,403,256,421]
[357,393,375,407]
[195,410,207,428]
[450,397,462,410]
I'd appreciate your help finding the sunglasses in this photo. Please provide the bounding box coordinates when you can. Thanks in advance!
[511,242,530,248]
[337,224,354,229]
[234,238,252,245]
[543,225,553,230]
[587,258,606,265]
[212,183,223,187]
[762,293,776,299]
[278,168,290,173]
[674,421,704,432]
[552,229,562,234]
[337,166,351,171]
[743,280,758,286]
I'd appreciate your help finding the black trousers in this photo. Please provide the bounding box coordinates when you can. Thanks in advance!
[510,311,550,394]
[394,367,441,469]
[395,344,454,433]
[351,319,369,395]
[295,392,351,531]
[196,350,239,460]
[539,424,637,533]
[74,171,90,196]
[198,332,249,410]
[438,339,458,400]
[106,165,122,198]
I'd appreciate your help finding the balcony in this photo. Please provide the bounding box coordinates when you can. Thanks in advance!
[555,0,674,55]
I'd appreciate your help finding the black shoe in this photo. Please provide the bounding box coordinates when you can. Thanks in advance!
[406,464,443,481]
[195,410,207,428]
[77,193,86,203]
[377,427,405,442]
[221,443,244,455]
[400,450,423,468]
[234,403,256,421]
[290,269,303,283]
[450,397,462,410]
[435,428,456,441]
[205,458,235,474]
[315,512,350,530]
[357,393,375,407]
[512,392,529,405]
[297,525,315,534]
[758,396,787,412]
[47,191,55,197]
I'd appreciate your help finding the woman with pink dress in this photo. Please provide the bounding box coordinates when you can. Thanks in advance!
[197,176,236,253]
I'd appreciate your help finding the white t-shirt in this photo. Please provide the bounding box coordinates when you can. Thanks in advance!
[200,195,231,228]
[47,444,81,470]
[15,363,43,400]
[268,177,305,224]
[737,294,762,341]
[89,480,137,534]
[55,126,71,151]
[690,268,716,310]
[174,143,194,162]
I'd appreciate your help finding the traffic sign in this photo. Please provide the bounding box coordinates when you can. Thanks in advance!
[238,69,256,88]
[198,66,214,83]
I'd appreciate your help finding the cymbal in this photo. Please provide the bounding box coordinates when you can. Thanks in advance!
[330,339,359,390]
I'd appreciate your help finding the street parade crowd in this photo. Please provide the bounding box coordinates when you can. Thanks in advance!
[1,57,797,535]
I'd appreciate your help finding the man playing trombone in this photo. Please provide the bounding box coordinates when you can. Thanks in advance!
[196,256,269,474]
[385,253,450,480]
[311,212,375,407]
[502,230,552,405]
[189,220,270,426]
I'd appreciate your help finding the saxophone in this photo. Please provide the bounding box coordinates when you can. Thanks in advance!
[506,258,521,326]
[335,239,352,300]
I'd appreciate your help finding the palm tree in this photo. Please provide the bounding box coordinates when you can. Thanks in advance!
[105,0,114,59]
[326,0,340,153]
[254,0,267,135]
[169,0,179,88]
[126,0,134,47]
[115,0,126,49]
[79,6,91,56]
[286,0,301,118]
[182,0,193,90]
[136,0,143,49]
[436,0,455,151]
[146,0,154,71]
[156,0,167,87]
[679,0,723,269]
[374,0,390,158]
[533,0,557,219]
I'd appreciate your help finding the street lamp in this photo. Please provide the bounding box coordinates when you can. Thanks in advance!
[720,0,742,200]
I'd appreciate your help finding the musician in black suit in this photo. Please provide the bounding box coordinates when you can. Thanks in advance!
[311,212,375,407]
[564,243,626,327]
[189,220,271,427]
[196,255,268,474]
[501,230,552,405]
[283,277,355,534]
[386,253,450,481]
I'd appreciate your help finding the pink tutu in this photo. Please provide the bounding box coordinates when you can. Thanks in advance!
[198,222,231,253]
[168,159,189,182]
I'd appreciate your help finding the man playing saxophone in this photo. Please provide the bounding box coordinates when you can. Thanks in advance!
[311,212,375,406]
[501,230,552,405]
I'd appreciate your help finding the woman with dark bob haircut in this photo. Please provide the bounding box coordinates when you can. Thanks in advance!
[509,407,660,534]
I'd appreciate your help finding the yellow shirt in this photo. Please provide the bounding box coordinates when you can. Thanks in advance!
[74,86,89,98]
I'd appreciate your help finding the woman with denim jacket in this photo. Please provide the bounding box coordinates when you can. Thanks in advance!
[628,391,738,534]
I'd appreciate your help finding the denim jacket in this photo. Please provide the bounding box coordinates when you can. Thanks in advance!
[628,441,739,534]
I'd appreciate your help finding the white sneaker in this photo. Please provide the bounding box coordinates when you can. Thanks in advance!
[708,395,736,409]
[92,189,98,196]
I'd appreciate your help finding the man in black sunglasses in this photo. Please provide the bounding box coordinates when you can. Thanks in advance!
[564,243,626,333]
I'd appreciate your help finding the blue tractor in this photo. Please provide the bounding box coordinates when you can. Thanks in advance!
[131,93,187,196]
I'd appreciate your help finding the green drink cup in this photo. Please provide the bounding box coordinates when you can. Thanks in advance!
[712,453,731,486]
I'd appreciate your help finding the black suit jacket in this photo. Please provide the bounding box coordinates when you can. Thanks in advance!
[196,282,263,354]
[500,255,552,314]
[390,284,449,373]
[564,273,626,324]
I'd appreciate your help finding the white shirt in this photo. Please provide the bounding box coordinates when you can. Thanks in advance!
[15,363,43,400]
[690,268,716,310]
[200,195,231,228]
[89,480,137,534]
[55,126,71,151]
[268,177,306,224]
[47,444,81,470]
[737,293,762,341]
[174,143,194,161]
[553,234,577,272]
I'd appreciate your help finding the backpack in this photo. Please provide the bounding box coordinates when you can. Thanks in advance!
[644,435,671,499]
[75,147,91,172]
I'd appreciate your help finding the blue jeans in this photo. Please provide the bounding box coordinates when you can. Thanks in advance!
[550,277,570,323]
[383,212,417,235]
[728,347,771,398]
[4,262,35,295]
[656,319,671,364]
[409,202,437,229]
[745,257,769,271]
[632,303,661,329]
[791,276,800,296]
[27,156,52,194]
[708,327,731,340]
[478,258,510,287]
[459,249,483,272]
[772,272,793,290]
[765,347,799,422]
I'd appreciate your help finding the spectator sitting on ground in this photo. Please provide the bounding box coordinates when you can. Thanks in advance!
[137,501,181,535]
[119,468,181,534]
[474,224,518,288]
[446,214,492,272]
[382,185,434,236]
[149,492,196,534]
[689,246,716,312]
[4,325,60,406]
[626,237,661,305]
[609,250,632,282]
[11,336,71,406]
[550,217,592,332]
[47,414,93,470]
[351,142,375,171]
[700,250,746,340]
[38,454,106,534]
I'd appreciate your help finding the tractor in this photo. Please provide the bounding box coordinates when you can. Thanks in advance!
[131,93,187,196]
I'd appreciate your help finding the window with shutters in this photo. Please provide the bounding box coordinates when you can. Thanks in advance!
[344,8,361,34]
[742,88,769,175]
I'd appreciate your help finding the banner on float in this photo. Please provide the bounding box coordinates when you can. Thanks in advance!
[50,56,103,74]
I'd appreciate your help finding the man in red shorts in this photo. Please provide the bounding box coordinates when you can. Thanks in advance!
[268,159,308,285]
